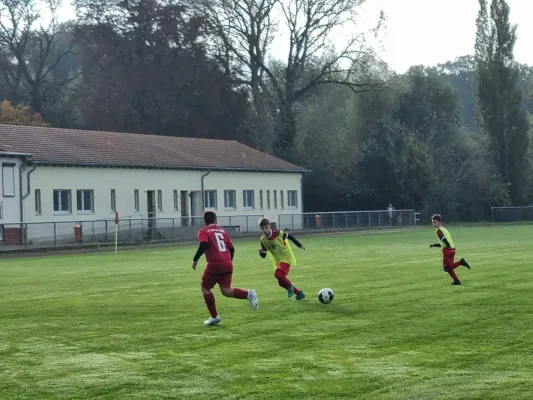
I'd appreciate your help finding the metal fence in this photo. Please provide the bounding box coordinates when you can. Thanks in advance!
[491,206,533,222]
[279,209,419,231]
[0,209,419,251]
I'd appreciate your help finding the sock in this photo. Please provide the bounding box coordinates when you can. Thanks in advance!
[232,288,248,299]
[448,270,460,281]
[203,293,218,318]
[293,287,302,294]
[274,270,292,290]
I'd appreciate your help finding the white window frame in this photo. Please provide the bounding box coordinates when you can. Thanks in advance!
[76,189,94,215]
[288,190,298,208]
[157,189,163,212]
[53,189,71,215]
[204,190,217,210]
[2,163,15,197]
[110,189,116,212]
[173,190,179,211]
[35,189,42,215]
[243,190,255,210]
[224,190,236,210]
[134,189,140,212]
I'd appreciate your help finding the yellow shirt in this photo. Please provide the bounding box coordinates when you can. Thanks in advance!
[260,230,297,267]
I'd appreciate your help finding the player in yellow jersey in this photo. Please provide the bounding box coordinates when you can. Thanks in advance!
[258,218,306,300]
[429,214,471,285]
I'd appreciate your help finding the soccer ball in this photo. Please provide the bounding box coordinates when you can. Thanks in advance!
[318,288,334,304]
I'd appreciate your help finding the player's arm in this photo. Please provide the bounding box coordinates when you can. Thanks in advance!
[284,232,305,250]
[258,242,267,258]
[429,229,451,248]
[193,241,208,261]
[229,246,235,261]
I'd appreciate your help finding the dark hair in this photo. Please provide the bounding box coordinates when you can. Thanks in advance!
[431,214,442,222]
[259,217,270,227]
[204,211,217,225]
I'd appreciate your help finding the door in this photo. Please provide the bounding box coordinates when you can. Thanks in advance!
[146,190,156,235]
[190,191,201,226]
[180,190,189,227]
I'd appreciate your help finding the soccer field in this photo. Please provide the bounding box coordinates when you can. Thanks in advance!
[1,226,533,400]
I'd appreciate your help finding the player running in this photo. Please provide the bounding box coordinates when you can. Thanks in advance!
[192,211,259,326]
[258,218,306,300]
[429,214,471,285]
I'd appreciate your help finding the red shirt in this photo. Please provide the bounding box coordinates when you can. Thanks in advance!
[197,224,233,269]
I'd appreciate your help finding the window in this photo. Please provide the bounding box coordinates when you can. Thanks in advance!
[259,190,264,209]
[111,189,116,212]
[173,190,179,211]
[76,190,94,213]
[157,190,163,212]
[53,189,71,214]
[280,190,284,209]
[2,163,15,197]
[243,190,254,209]
[35,189,41,215]
[204,190,217,209]
[134,189,140,212]
[266,190,271,209]
[274,190,278,209]
[224,190,236,209]
[288,190,298,208]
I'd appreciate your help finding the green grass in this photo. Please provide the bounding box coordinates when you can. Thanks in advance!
[1,226,533,399]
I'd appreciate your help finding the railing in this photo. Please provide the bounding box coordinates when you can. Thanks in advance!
[0,209,419,251]
[279,209,419,231]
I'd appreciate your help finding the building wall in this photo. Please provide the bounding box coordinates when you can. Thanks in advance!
[18,166,303,243]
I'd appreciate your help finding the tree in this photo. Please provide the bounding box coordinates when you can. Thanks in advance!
[0,99,47,125]
[74,0,250,140]
[201,0,384,159]
[0,0,79,116]
[474,0,531,204]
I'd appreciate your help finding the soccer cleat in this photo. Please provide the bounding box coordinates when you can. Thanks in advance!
[295,291,305,300]
[451,280,462,285]
[203,316,221,326]
[247,289,259,311]
[287,284,295,298]
[460,258,471,269]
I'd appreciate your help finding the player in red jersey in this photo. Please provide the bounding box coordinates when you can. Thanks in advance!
[192,211,259,326]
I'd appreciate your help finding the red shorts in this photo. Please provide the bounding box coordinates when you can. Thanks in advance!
[442,248,456,268]
[276,262,291,275]
[201,269,233,289]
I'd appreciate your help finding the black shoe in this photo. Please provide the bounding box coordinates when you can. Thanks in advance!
[460,258,471,270]
[451,280,462,285]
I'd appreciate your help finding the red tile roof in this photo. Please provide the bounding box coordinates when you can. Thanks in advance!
[0,124,307,173]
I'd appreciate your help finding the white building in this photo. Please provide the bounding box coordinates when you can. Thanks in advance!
[0,124,307,245]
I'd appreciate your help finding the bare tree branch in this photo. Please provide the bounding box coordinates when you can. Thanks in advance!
[0,0,79,115]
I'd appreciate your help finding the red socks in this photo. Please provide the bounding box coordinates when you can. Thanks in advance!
[275,269,292,289]
[274,270,301,293]
[232,288,248,299]
[203,293,218,318]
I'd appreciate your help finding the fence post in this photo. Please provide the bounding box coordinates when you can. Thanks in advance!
[53,222,57,248]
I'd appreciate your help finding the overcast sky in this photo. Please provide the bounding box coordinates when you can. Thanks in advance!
[56,0,532,73]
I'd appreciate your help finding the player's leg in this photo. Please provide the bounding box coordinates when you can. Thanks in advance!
[275,263,305,300]
[201,272,221,326]
[219,274,259,311]
[443,250,461,285]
